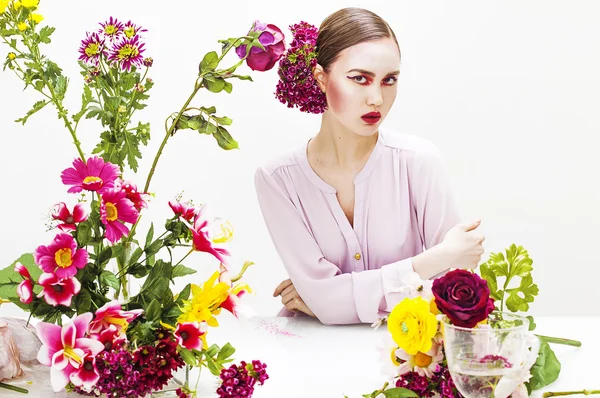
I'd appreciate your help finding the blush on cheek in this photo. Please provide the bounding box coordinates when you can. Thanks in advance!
[325,78,349,114]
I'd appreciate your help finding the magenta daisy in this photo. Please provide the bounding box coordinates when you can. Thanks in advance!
[123,20,147,39]
[34,233,89,279]
[108,35,146,71]
[78,32,105,65]
[60,156,120,194]
[99,189,139,242]
[52,202,88,232]
[37,273,81,307]
[98,16,123,41]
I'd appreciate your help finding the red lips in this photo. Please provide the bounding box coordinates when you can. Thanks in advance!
[361,111,381,124]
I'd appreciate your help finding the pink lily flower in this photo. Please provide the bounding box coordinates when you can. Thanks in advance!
[168,200,198,222]
[88,300,143,335]
[115,178,149,211]
[174,321,207,350]
[90,324,123,351]
[60,156,120,194]
[36,313,104,392]
[34,233,89,279]
[218,264,254,318]
[37,273,81,307]
[189,205,231,266]
[14,263,33,304]
[52,202,88,232]
[99,188,139,243]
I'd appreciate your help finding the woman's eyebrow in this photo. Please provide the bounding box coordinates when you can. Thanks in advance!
[346,68,400,76]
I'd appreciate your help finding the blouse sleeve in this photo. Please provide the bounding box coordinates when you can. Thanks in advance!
[254,148,460,325]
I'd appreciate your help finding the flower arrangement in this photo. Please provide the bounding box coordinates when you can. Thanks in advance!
[0,1,283,396]
[362,244,587,398]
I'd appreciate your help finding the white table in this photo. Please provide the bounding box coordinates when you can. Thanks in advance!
[2,313,599,397]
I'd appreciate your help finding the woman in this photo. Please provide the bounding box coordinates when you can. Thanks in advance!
[254,7,484,325]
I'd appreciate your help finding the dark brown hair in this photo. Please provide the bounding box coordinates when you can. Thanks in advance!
[316,7,400,71]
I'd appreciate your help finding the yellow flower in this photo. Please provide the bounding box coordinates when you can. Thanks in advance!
[212,220,234,244]
[387,297,438,355]
[17,22,27,31]
[20,0,37,8]
[13,0,21,9]
[28,12,42,23]
[8,52,16,60]
[0,0,10,14]
[177,271,230,327]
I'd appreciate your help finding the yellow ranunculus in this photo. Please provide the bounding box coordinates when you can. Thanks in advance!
[8,52,16,60]
[0,0,10,14]
[20,0,38,8]
[28,13,42,23]
[387,297,438,355]
[17,22,27,31]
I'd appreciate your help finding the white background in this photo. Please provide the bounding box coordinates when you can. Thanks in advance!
[1,0,599,319]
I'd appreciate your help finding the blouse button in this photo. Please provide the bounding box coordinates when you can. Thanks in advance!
[354,253,362,260]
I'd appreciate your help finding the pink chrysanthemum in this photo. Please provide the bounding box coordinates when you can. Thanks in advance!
[78,32,105,65]
[274,22,327,114]
[98,16,124,41]
[34,233,89,279]
[37,273,81,307]
[52,202,88,232]
[60,156,120,194]
[108,35,146,71]
[123,20,147,39]
[99,189,139,243]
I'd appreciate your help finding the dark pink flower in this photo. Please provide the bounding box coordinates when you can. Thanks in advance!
[60,156,120,194]
[168,200,198,222]
[88,300,143,336]
[78,32,105,65]
[37,273,81,307]
[189,205,231,266]
[174,321,207,350]
[99,189,139,243]
[236,20,285,72]
[114,179,149,211]
[52,202,88,232]
[15,263,34,304]
[34,233,88,279]
[108,34,146,71]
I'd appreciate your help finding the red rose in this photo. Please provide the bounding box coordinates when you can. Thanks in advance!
[432,269,495,328]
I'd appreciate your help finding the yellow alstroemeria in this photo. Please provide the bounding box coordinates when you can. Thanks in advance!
[17,22,27,31]
[177,271,230,327]
[388,297,438,355]
[20,0,38,8]
[28,12,42,23]
[0,0,10,14]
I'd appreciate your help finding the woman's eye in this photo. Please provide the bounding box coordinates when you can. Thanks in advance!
[384,76,398,85]
[350,76,367,84]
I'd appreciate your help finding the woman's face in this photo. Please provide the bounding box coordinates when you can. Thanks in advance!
[320,38,400,137]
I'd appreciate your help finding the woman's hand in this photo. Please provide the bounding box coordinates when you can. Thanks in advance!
[273,279,316,318]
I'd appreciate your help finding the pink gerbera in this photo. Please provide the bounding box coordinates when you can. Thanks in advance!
[88,300,143,336]
[99,189,139,243]
[61,156,120,194]
[98,16,124,41]
[174,321,207,350]
[189,205,231,266]
[34,233,89,279]
[78,32,105,65]
[52,202,88,232]
[37,273,81,307]
[108,35,146,71]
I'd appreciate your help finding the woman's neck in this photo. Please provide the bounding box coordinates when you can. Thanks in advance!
[309,112,378,170]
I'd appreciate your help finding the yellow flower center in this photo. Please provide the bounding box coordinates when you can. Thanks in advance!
[105,315,129,332]
[63,347,82,365]
[83,175,102,185]
[104,25,117,35]
[105,202,118,222]
[118,44,139,60]
[124,27,135,38]
[54,248,73,268]
[17,22,28,31]
[390,348,400,366]
[414,351,433,368]
[85,43,101,57]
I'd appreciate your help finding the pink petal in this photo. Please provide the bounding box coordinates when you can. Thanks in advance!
[54,264,77,280]
[85,156,105,177]
[61,167,84,187]
[72,248,89,269]
[57,223,77,232]
[14,263,31,279]
[73,313,93,339]
[53,202,70,221]
[17,280,33,304]
[115,199,139,223]
[105,222,126,242]
[50,364,72,392]
[73,203,88,222]
[37,344,55,366]
[52,350,68,370]
[62,322,77,348]
[75,338,105,356]
[36,322,63,352]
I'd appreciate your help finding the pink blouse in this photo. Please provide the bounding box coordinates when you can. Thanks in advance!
[254,127,461,325]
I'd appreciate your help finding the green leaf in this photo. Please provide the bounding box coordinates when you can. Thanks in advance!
[74,289,92,314]
[14,100,48,125]
[97,247,112,267]
[146,299,162,322]
[217,343,235,361]
[205,355,222,376]
[178,347,197,366]
[479,263,500,301]
[123,132,142,172]
[145,239,163,257]
[213,126,238,150]
[199,121,217,135]
[128,247,144,266]
[223,81,232,93]
[506,244,534,278]
[111,244,125,261]
[145,223,155,249]
[229,74,253,82]
[100,271,120,291]
[38,26,55,44]
[176,284,191,303]
[527,315,537,331]
[203,76,226,93]
[527,337,561,392]
[73,84,93,123]
[200,51,219,73]
[382,388,419,397]
[200,106,216,114]
[172,264,197,278]
[506,273,539,312]
[54,76,68,100]
[127,263,150,278]
[212,116,232,126]
[76,221,92,246]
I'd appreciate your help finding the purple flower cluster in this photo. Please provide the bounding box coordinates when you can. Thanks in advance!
[274,22,327,114]
[79,17,152,72]
[395,367,463,398]
[216,360,269,398]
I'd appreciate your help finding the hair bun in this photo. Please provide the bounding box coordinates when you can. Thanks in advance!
[274,22,327,114]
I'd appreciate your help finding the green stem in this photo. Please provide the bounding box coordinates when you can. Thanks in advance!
[194,365,202,393]
[0,382,28,394]
[175,248,194,267]
[543,390,600,397]
[536,334,582,347]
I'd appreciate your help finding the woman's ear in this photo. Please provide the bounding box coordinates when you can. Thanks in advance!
[313,64,327,93]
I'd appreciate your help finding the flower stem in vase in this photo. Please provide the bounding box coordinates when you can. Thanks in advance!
[543,390,600,397]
